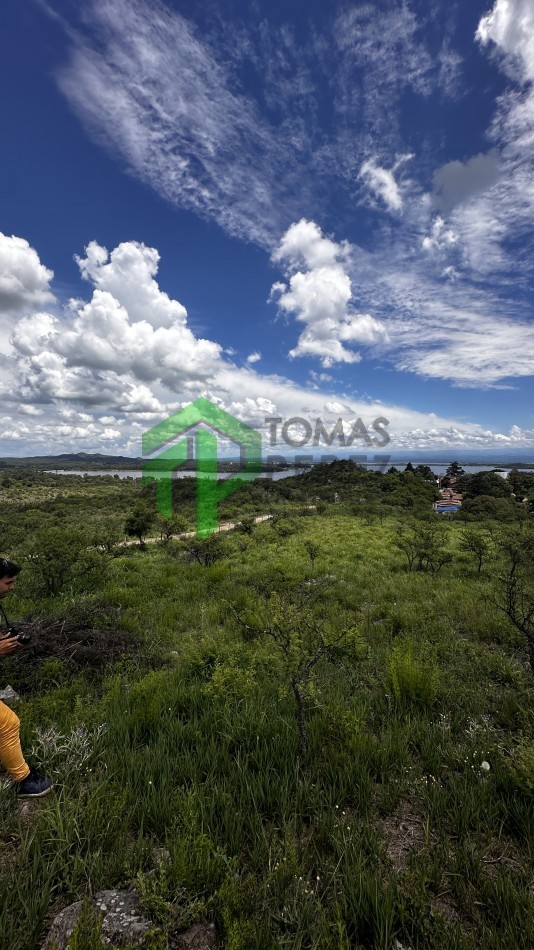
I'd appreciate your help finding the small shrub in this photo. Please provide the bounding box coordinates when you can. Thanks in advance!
[29,722,107,778]
[201,660,256,700]
[184,536,226,566]
[509,741,534,797]
[386,638,440,708]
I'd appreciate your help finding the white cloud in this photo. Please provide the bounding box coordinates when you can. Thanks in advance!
[0,234,55,356]
[11,240,223,406]
[54,0,300,247]
[476,0,534,81]
[75,240,187,329]
[328,4,441,167]
[422,216,458,253]
[452,1,534,285]
[246,351,261,364]
[309,370,333,383]
[21,1,531,410]
[359,159,404,212]
[0,233,54,314]
[49,0,460,248]
[3,233,529,455]
[271,220,387,367]
[272,218,347,269]
[395,313,534,387]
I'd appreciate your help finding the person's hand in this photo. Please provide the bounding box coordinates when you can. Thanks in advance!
[0,635,20,657]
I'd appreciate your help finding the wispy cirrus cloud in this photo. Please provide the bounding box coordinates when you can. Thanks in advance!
[50,0,457,247]
[55,0,309,247]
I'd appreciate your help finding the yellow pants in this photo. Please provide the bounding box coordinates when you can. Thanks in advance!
[0,700,30,781]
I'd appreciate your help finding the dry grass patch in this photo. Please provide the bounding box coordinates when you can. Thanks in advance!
[382,801,431,873]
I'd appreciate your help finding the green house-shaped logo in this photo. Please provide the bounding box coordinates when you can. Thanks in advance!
[142,397,262,537]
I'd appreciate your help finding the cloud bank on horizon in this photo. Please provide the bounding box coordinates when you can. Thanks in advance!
[0,231,532,456]
[2,0,534,455]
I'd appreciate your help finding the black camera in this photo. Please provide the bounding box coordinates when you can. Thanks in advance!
[5,627,31,645]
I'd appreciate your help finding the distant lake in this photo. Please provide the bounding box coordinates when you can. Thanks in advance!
[48,463,534,480]
[49,468,302,480]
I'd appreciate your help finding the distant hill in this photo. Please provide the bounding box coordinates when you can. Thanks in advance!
[0,452,143,470]
[0,450,532,472]
[0,452,291,473]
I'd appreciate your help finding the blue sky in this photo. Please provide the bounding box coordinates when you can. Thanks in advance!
[1,0,534,459]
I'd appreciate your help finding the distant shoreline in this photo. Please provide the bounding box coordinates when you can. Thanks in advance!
[8,462,534,481]
[1,453,534,475]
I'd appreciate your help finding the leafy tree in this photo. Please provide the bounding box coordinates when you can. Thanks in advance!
[460,528,493,573]
[394,522,452,575]
[21,525,105,596]
[124,505,154,547]
[236,516,256,535]
[413,464,436,482]
[507,468,524,493]
[446,461,465,478]
[492,530,534,670]
[459,495,521,523]
[272,517,299,539]
[507,469,534,498]
[156,514,189,541]
[232,585,365,756]
[92,524,123,556]
[458,471,513,499]
[184,535,225,566]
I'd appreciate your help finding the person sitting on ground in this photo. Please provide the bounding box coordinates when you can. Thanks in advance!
[0,557,52,797]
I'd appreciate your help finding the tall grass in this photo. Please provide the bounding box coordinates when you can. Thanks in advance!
[0,505,533,948]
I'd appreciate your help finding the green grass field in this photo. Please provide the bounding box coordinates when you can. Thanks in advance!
[0,472,533,948]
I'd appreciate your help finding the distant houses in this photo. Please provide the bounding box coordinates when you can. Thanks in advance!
[434,486,462,513]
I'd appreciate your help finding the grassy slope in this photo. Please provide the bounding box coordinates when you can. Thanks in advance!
[0,480,533,948]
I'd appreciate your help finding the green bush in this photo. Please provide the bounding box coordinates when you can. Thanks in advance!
[386,637,440,708]
[509,741,534,797]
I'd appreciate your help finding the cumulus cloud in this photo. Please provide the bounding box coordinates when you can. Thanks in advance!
[8,239,224,417]
[0,233,54,314]
[3,232,528,455]
[270,220,387,367]
[246,352,261,364]
[75,240,188,329]
[11,241,222,405]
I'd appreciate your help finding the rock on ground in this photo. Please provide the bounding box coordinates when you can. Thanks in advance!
[42,890,219,949]
[0,684,19,703]
[42,889,154,948]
